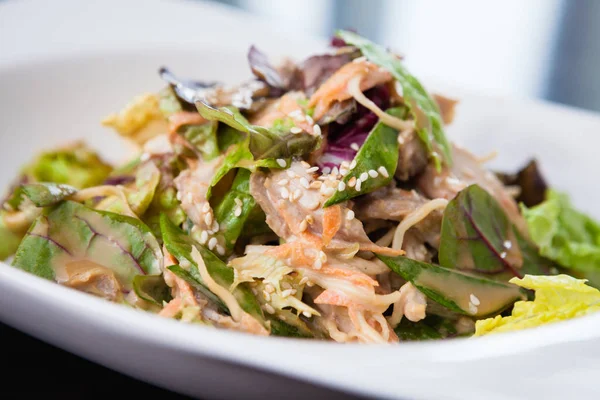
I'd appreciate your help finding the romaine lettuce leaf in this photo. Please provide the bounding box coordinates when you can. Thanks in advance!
[475,274,600,335]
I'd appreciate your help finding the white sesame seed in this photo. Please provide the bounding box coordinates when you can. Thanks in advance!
[321,166,331,174]
[234,206,242,217]
[468,302,478,315]
[264,304,275,314]
[378,166,389,178]
[293,189,302,200]
[281,289,294,298]
[306,166,319,173]
[313,124,321,136]
[216,245,225,256]
[202,202,211,213]
[299,177,310,189]
[338,181,346,191]
[355,179,362,191]
[299,219,308,232]
[212,221,219,232]
[397,135,405,145]
[278,179,289,186]
[289,109,302,118]
[349,160,357,170]
[360,172,368,181]
[276,158,287,168]
[280,187,289,200]
[306,215,314,224]
[290,126,302,134]
[319,251,327,263]
[313,259,322,270]
[350,143,360,151]
[234,198,243,207]
[208,237,217,250]
[339,167,348,176]
[310,181,322,189]
[301,161,311,168]
[500,251,507,259]
[348,177,357,187]
[263,290,271,301]
[368,169,379,178]
[322,186,335,196]
[306,115,314,125]
[186,193,193,203]
[286,170,296,178]
[299,277,309,285]
[199,231,208,244]
[346,210,355,220]
[204,213,213,226]
[503,240,512,249]
[470,294,481,306]
[332,166,339,176]
[176,191,182,201]
[302,310,312,318]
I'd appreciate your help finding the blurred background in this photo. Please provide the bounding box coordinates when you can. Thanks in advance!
[209,0,600,113]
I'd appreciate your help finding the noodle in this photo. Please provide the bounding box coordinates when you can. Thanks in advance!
[392,198,449,250]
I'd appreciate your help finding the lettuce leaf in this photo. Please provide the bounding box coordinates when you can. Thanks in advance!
[475,274,600,335]
[522,191,600,286]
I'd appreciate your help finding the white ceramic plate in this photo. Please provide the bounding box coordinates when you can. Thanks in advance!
[2,1,600,399]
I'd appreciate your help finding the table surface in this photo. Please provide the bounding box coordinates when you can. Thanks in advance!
[0,321,194,399]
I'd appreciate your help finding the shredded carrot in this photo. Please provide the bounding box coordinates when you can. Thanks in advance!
[323,205,343,246]
[314,289,362,309]
[158,298,182,318]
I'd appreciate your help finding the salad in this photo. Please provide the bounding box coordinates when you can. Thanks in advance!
[3,31,600,343]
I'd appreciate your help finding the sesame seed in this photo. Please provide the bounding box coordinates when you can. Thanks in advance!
[306,215,314,224]
[216,245,225,256]
[281,289,294,298]
[208,237,217,250]
[290,126,302,134]
[212,221,219,232]
[306,200,320,210]
[176,191,182,201]
[201,203,209,213]
[301,161,311,168]
[234,198,243,207]
[306,166,319,173]
[503,240,512,249]
[349,160,357,170]
[186,193,193,203]
[299,277,309,285]
[355,179,362,191]
[306,115,314,125]
[339,167,348,176]
[299,177,310,189]
[289,109,302,118]
[204,213,213,226]
[310,181,322,189]
[331,166,339,176]
[468,302,478,315]
[348,177,357,187]
[280,187,289,199]
[322,186,335,196]
[360,172,368,181]
[299,219,308,232]
[276,158,287,168]
[397,135,405,145]
[338,181,346,191]
[264,304,275,314]
[322,166,331,174]
[278,179,289,186]
[346,210,355,220]
[319,251,327,263]
[199,231,208,244]
[313,259,322,269]
[350,143,360,151]
[500,251,507,259]
[368,169,379,178]
[263,290,271,301]
[234,206,242,217]
[378,166,389,178]
[313,124,321,136]
[293,189,302,200]
[302,310,312,318]
[470,294,481,306]
[286,170,297,178]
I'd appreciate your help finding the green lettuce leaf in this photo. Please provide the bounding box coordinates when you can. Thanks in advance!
[324,107,405,207]
[475,274,600,335]
[522,191,600,286]
[336,30,452,170]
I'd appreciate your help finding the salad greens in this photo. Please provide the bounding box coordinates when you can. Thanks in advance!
[4,31,598,342]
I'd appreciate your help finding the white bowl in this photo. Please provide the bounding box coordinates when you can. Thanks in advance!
[2,1,600,399]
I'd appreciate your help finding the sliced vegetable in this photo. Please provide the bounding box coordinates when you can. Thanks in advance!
[439,184,553,278]
[394,315,459,341]
[0,216,24,260]
[12,201,162,290]
[269,317,313,338]
[324,107,405,206]
[196,101,320,161]
[378,254,526,317]
[132,275,172,305]
[337,30,452,169]
[14,183,77,208]
[22,142,112,189]
[177,122,220,161]
[159,67,218,106]
[475,274,600,335]
[522,191,600,286]
[248,45,285,89]
[160,214,265,324]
